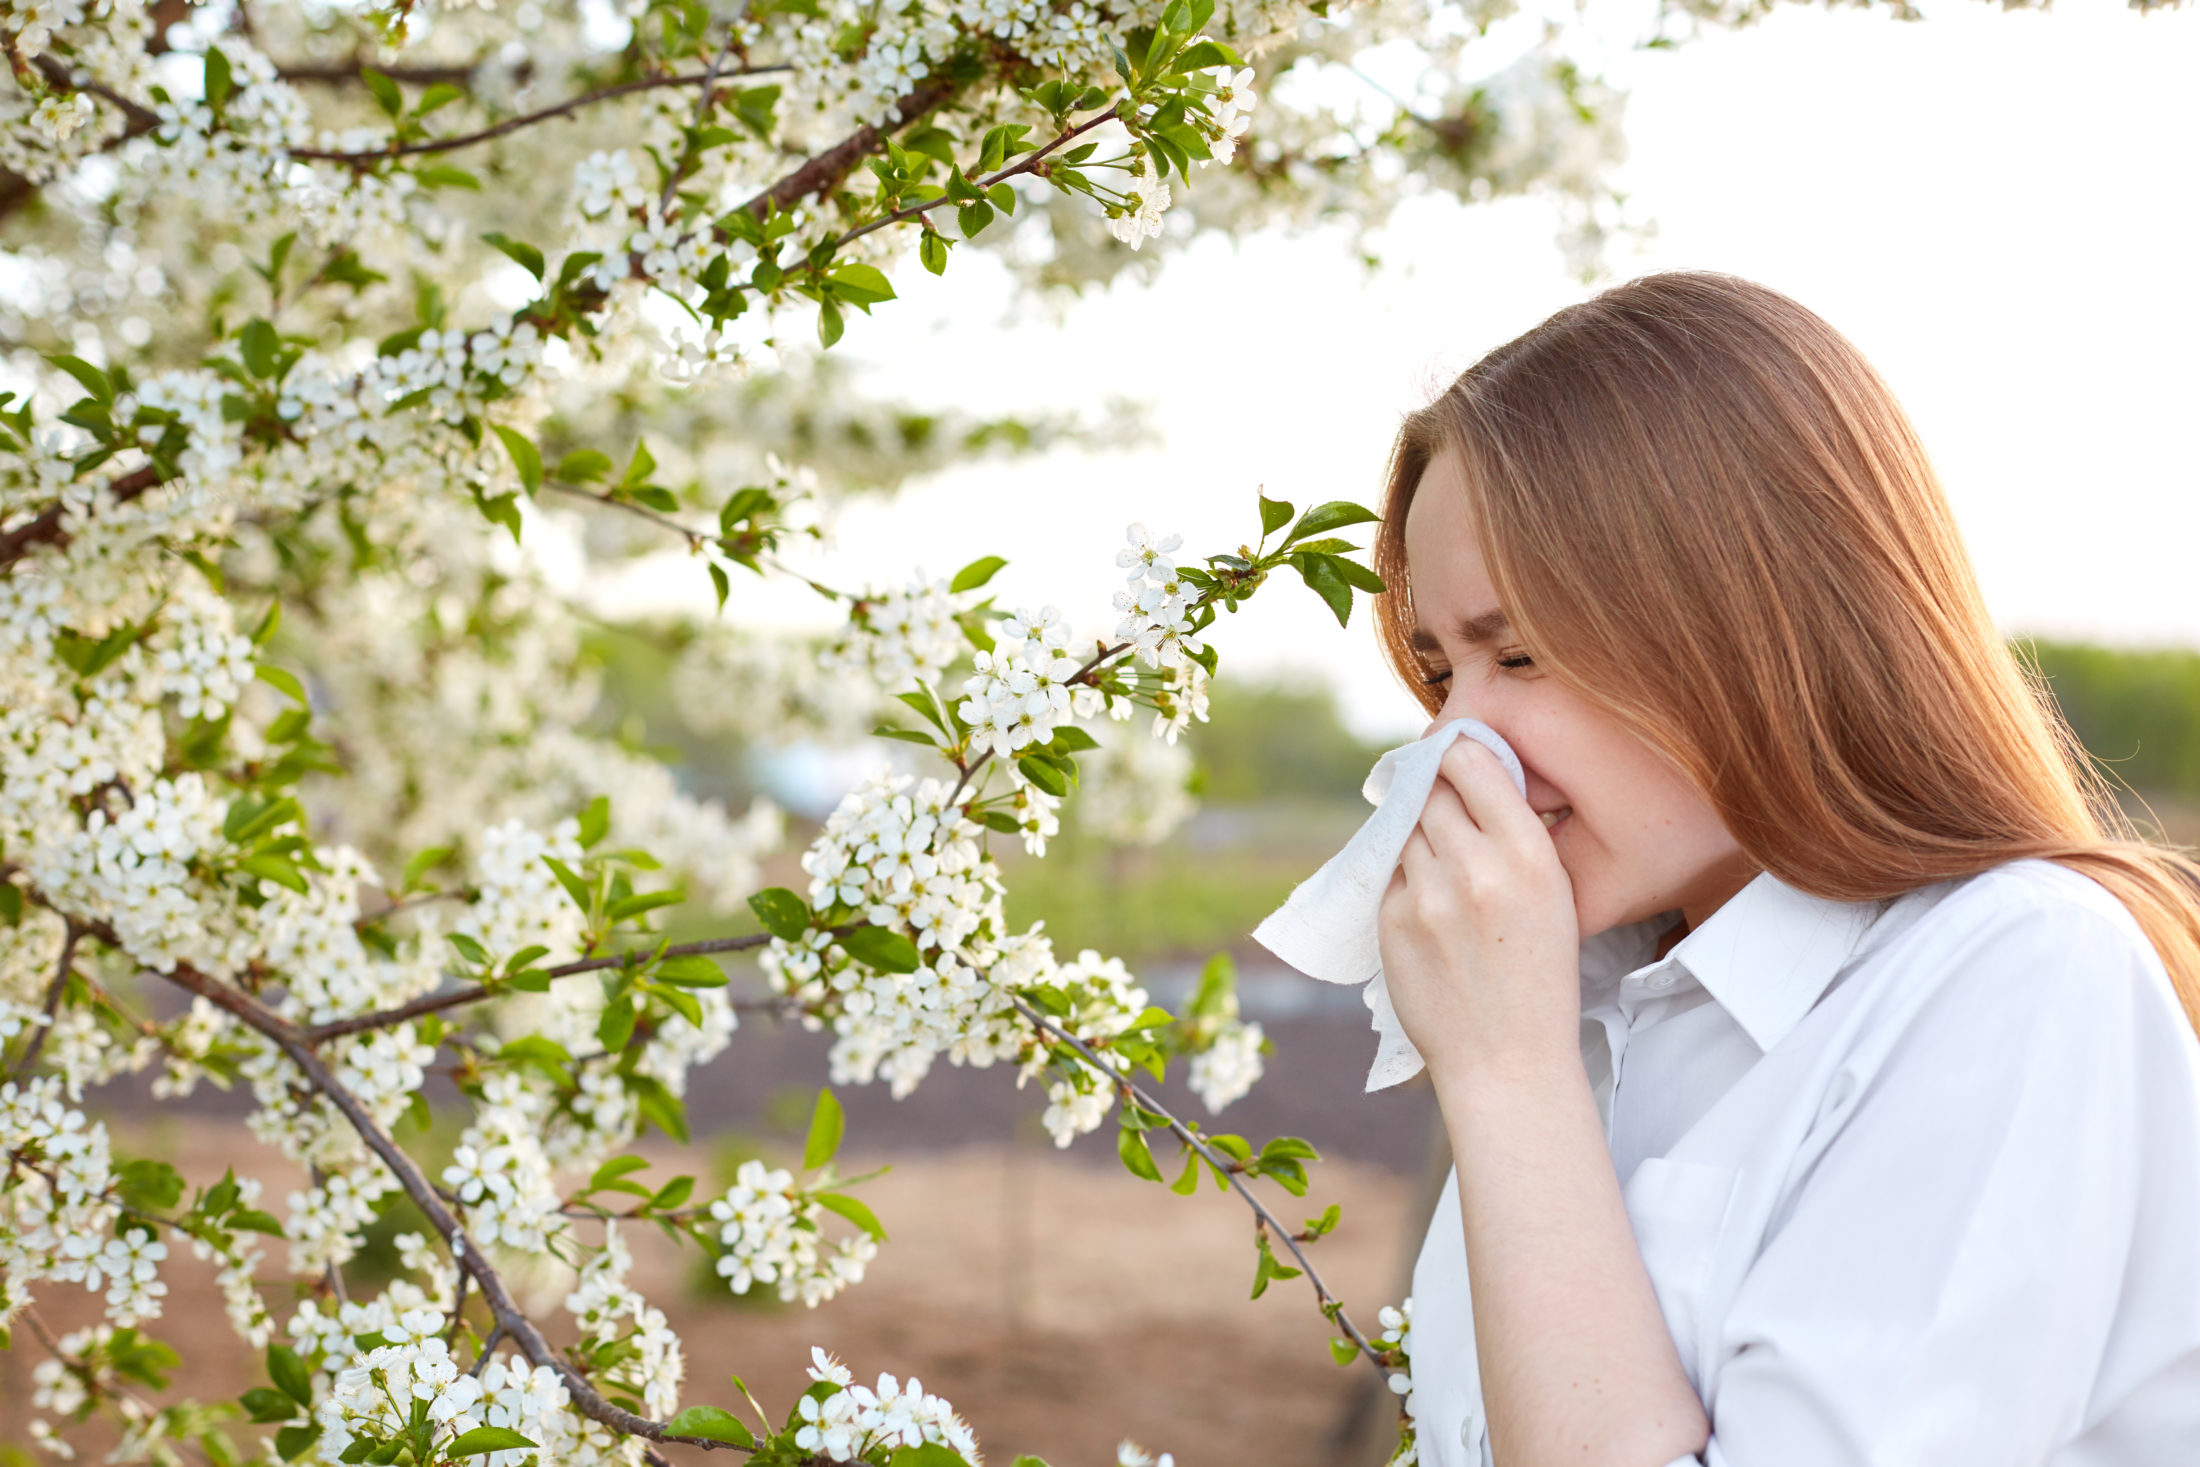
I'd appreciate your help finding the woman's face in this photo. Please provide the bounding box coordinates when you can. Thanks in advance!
[1401,449,1758,939]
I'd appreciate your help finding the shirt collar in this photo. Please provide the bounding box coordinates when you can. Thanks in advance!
[1661,871,1881,1051]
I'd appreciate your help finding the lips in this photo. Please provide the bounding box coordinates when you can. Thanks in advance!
[1537,807,1572,830]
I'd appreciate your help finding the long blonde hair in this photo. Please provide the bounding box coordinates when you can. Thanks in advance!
[1373,271,2200,1031]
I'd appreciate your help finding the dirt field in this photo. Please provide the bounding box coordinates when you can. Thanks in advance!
[1,1118,1427,1467]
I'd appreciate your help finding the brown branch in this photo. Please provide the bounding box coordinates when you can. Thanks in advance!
[289,68,786,164]
[300,930,791,1043]
[733,76,959,220]
[277,61,490,87]
[0,463,163,572]
[10,921,81,1077]
[1008,994,1394,1388]
[151,954,753,1453]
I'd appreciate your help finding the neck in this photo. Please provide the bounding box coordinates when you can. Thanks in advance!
[1658,860,1764,959]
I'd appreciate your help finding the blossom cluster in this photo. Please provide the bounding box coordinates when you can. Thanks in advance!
[822,575,972,692]
[317,1306,572,1467]
[710,1159,880,1307]
[795,1347,981,1465]
[1381,1297,1420,1466]
[0,1076,159,1333]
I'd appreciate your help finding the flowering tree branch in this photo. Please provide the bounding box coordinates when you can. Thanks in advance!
[301,930,817,1043]
[1009,995,1392,1388]
[150,950,760,1455]
[287,68,790,165]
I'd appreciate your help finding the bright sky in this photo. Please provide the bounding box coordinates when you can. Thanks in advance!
[591,0,2200,744]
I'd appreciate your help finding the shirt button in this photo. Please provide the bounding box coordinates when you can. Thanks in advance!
[1645,970,1678,991]
[1460,1409,1484,1449]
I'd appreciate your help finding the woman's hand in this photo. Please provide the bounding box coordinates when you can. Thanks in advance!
[1377,737,1582,1089]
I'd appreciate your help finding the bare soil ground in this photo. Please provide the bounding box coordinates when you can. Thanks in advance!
[1,1120,1424,1467]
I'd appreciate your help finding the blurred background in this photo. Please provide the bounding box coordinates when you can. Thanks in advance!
[10,0,2200,1461]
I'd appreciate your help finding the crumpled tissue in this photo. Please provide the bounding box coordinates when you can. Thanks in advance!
[1251,718,1526,1091]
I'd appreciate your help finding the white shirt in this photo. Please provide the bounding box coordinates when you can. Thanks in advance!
[1408,858,2200,1467]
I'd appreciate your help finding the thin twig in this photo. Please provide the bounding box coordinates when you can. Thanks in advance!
[540,480,705,548]
[1008,994,1393,1387]
[10,921,81,1077]
[301,930,801,1043]
[289,67,787,164]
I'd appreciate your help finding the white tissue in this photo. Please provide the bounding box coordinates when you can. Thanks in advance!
[1250,719,1527,1091]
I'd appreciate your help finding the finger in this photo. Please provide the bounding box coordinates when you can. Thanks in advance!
[1399,826,1438,884]
[1415,772,1483,856]
[1437,739,1543,845]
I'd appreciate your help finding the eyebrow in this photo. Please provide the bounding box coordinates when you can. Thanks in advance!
[1409,611,1510,653]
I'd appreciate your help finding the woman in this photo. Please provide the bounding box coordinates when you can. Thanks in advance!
[1371,272,2200,1467]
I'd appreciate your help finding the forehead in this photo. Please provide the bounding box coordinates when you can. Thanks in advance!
[1402,449,1501,624]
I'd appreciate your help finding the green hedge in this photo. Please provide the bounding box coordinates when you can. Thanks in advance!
[2021,638,2200,797]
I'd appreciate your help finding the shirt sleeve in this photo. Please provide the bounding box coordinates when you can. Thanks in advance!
[1696,875,2200,1467]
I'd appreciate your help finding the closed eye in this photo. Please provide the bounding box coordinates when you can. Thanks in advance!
[1497,653,1534,670]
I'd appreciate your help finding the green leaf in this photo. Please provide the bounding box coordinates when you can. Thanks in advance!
[646,1175,695,1211]
[1329,1336,1361,1366]
[47,354,112,405]
[1293,552,1353,628]
[1015,756,1068,797]
[1286,500,1380,543]
[816,299,844,348]
[241,1387,298,1423]
[1259,1136,1321,1162]
[596,996,637,1052]
[873,726,940,748]
[747,887,810,941]
[576,794,610,849]
[445,931,490,967]
[1117,1125,1162,1183]
[115,1158,183,1211]
[481,233,546,281]
[204,47,236,110]
[814,1190,887,1241]
[828,262,895,309]
[1169,1148,1201,1196]
[839,925,921,974]
[414,163,482,191]
[268,1343,313,1407]
[663,1408,753,1448]
[606,887,682,921]
[446,1428,537,1458]
[804,1087,845,1170]
[949,555,1007,593]
[654,954,727,988]
[1259,493,1295,537]
[237,319,282,379]
[274,1424,322,1461]
[956,200,995,239]
[491,424,543,496]
[542,856,592,915]
[358,67,403,118]
[230,1208,284,1236]
[588,1155,650,1192]
[1304,1202,1341,1237]
[399,844,452,892]
[416,82,464,116]
[1328,554,1384,594]
[621,440,656,489]
[887,1444,969,1467]
[557,449,612,483]
[978,809,1021,835]
[256,664,308,704]
[920,230,951,275]
[1172,38,1238,72]
[708,561,731,611]
[1046,725,1100,753]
